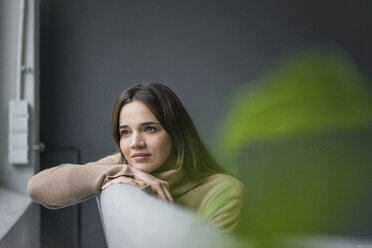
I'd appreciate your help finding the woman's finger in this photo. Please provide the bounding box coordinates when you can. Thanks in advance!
[153,182,168,201]
[161,183,173,203]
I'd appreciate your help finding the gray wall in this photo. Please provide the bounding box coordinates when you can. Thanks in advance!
[39,1,372,247]
[40,0,372,157]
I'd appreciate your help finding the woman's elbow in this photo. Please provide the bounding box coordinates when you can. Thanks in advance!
[27,177,58,209]
[27,175,41,202]
[27,174,51,206]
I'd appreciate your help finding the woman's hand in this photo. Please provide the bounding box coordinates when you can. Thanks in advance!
[101,176,146,191]
[130,167,174,203]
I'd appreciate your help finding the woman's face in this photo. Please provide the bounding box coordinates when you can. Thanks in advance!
[119,100,174,173]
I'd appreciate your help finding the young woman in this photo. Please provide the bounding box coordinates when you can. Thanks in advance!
[27,83,246,233]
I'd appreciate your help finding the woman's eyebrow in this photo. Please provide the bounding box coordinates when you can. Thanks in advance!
[140,121,160,126]
[119,121,159,129]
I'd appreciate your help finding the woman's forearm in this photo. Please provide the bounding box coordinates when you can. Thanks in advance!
[27,154,133,209]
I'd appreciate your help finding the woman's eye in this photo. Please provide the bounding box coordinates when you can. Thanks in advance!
[144,126,156,132]
[120,130,130,136]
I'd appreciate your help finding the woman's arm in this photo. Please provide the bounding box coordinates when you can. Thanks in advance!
[27,154,135,209]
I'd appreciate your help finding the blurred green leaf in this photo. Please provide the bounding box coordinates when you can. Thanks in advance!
[217,49,372,170]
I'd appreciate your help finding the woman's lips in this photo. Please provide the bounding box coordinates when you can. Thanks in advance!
[131,153,151,162]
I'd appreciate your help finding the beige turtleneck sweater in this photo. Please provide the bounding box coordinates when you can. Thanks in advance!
[27,153,246,233]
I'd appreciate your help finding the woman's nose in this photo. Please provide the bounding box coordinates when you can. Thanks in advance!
[130,132,146,149]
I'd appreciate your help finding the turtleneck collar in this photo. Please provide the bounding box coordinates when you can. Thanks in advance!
[151,165,193,197]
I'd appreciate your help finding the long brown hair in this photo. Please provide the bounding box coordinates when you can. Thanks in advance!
[112,83,226,180]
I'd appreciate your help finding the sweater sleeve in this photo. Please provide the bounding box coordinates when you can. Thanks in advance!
[27,153,134,209]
